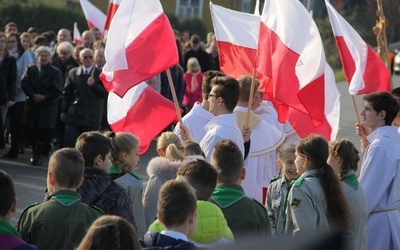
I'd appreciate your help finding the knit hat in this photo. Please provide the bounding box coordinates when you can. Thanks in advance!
[35,46,52,57]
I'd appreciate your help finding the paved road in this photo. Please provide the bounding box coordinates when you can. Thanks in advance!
[1,74,399,226]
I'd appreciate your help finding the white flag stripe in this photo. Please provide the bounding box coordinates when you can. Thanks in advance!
[210,2,260,49]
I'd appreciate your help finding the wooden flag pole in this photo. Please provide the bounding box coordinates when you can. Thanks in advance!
[374,0,392,90]
[245,69,258,126]
[166,69,182,125]
[350,94,366,140]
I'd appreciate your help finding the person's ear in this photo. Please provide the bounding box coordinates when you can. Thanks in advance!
[156,213,163,224]
[277,160,283,168]
[241,168,246,180]
[76,177,84,188]
[48,172,56,186]
[379,110,386,120]
[157,149,164,157]
[94,154,103,167]
[189,210,197,224]
[10,198,18,213]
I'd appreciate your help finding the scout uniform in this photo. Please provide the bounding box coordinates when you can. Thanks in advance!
[285,169,330,236]
[266,175,294,237]
[0,220,37,250]
[341,170,368,250]
[17,190,103,250]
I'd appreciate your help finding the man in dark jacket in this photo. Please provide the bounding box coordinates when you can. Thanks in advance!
[60,48,107,147]
[183,35,211,72]
[21,46,63,165]
[75,131,137,228]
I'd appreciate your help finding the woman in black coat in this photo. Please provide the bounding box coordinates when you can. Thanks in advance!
[21,46,63,165]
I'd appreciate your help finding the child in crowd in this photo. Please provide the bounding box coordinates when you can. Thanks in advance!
[106,131,146,238]
[285,135,350,236]
[149,159,234,247]
[77,215,141,250]
[143,132,184,228]
[328,139,368,250]
[182,140,205,158]
[17,148,103,250]
[140,180,198,250]
[266,144,299,237]
[210,139,271,240]
[183,57,204,112]
[0,170,37,250]
[75,131,136,227]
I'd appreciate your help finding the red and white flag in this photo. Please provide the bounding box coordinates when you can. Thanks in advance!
[73,22,82,45]
[104,0,122,34]
[210,3,268,85]
[100,0,178,97]
[211,2,339,140]
[79,0,106,32]
[256,0,326,127]
[108,82,178,155]
[325,0,390,95]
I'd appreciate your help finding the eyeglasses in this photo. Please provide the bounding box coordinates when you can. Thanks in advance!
[83,56,93,59]
[207,93,218,99]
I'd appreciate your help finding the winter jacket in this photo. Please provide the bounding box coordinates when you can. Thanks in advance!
[148,200,234,247]
[77,167,137,228]
[0,54,17,103]
[143,157,183,228]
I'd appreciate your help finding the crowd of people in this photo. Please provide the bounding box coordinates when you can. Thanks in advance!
[0,21,400,250]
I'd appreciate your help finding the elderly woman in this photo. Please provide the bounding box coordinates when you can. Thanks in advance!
[51,41,79,81]
[21,46,63,165]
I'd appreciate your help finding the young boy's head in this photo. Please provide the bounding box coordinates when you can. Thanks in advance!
[157,180,197,237]
[211,139,244,184]
[237,75,260,105]
[201,70,226,101]
[277,144,299,182]
[177,159,217,201]
[47,148,85,193]
[208,76,240,115]
[362,92,399,130]
[0,171,17,221]
[75,131,112,171]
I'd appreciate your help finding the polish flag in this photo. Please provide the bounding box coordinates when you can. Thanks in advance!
[108,82,178,155]
[104,0,122,33]
[210,3,269,89]
[73,22,82,45]
[79,0,106,32]
[325,0,390,95]
[211,2,340,140]
[256,0,326,127]
[100,0,178,97]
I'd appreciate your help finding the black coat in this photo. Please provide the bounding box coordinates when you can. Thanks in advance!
[0,54,17,103]
[51,56,79,81]
[21,63,63,129]
[61,66,107,127]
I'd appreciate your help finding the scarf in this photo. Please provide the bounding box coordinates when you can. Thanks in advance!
[190,70,200,93]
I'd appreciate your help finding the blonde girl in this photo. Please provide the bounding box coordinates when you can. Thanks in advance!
[266,144,299,237]
[143,132,185,227]
[183,57,203,111]
[105,131,146,238]
[328,139,368,250]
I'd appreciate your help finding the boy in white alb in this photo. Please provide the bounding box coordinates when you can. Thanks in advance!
[356,92,400,250]
[181,76,244,162]
[174,71,225,142]
[235,76,285,203]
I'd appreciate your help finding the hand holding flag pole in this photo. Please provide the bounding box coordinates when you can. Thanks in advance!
[166,69,183,125]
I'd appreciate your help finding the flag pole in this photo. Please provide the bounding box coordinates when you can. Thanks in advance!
[245,69,258,126]
[166,68,183,125]
[350,94,366,140]
[374,0,392,90]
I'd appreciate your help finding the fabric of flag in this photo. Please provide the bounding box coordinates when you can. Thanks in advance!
[108,82,178,155]
[79,0,106,31]
[104,0,122,33]
[100,0,178,97]
[325,0,390,95]
[73,22,82,45]
[256,0,326,128]
[210,3,270,89]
